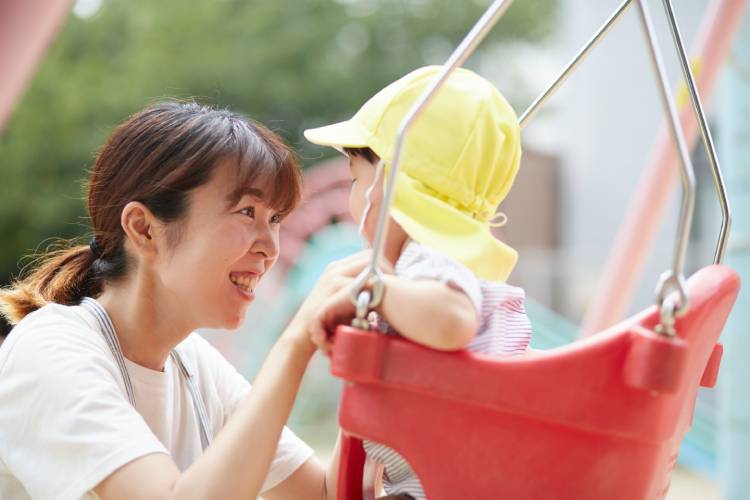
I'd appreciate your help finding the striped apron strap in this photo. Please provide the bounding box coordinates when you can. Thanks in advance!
[80,297,136,406]
[170,349,213,450]
[80,297,213,451]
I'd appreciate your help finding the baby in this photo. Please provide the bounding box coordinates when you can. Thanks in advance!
[305,66,532,499]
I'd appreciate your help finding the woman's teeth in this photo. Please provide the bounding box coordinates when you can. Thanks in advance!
[230,273,259,292]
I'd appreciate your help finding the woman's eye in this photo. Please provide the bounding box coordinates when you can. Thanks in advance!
[270,213,282,224]
[240,207,255,218]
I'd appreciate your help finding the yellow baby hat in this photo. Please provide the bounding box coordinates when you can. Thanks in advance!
[304,66,522,281]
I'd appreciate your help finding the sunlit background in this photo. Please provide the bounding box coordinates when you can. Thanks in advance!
[2,1,749,498]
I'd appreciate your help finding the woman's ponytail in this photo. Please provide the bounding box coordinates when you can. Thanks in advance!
[0,244,101,325]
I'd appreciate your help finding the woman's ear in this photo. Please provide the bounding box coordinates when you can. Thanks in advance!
[120,201,160,259]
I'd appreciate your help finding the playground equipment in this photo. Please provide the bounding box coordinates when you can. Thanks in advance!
[330,0,741,498]
[0,0,70,132]
[582,0,746,336]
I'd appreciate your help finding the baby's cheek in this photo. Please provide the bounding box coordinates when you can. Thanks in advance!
[365,217,378,242]
[349,189,364,223]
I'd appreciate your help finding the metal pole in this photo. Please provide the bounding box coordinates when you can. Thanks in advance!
[351,0,516,312]
[581,0,747,336]
[370,0,515,276]
[519,0,633,128]
[661,0,731,264]
[635,0,696,320]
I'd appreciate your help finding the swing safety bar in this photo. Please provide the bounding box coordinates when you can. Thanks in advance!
[582,0,742,336]
[350,0,708,336]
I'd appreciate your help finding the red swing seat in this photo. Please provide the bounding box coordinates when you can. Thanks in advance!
[331,264,740,500]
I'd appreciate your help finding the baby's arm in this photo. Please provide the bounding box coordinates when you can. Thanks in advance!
[376,274,478,350]
[308,275,478,354]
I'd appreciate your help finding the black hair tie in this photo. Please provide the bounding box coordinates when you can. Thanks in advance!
[89,237,103,259]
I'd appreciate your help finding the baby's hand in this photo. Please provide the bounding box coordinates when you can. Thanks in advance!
[308,253,394,357]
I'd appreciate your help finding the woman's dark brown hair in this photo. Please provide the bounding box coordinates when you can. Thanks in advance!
[0,101,302,325]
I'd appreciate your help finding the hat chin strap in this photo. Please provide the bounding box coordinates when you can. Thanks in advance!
[358,159,386,246]
[487,211,508,228]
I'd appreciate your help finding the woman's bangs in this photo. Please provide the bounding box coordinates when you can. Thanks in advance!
[227,122,302,216]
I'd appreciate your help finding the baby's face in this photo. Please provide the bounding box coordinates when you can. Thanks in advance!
[347,154,382,244]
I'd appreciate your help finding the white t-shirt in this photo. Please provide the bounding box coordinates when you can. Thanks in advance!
[0,301,314,500]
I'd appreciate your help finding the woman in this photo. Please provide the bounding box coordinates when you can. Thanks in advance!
[0,101,367,499]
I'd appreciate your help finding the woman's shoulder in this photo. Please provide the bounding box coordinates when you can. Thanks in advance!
[0,302,105,373]
[173,332,236,379]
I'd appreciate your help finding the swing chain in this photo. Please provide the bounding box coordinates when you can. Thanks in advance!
[654,269,688,337]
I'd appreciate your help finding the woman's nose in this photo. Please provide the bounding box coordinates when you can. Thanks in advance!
[251,222,279,260]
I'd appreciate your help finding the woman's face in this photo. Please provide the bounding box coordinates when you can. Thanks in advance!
[156,160,283,330]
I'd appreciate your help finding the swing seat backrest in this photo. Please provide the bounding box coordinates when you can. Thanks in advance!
[331,264,740,500]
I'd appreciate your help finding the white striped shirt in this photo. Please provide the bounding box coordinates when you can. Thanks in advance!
[363,241,532,499]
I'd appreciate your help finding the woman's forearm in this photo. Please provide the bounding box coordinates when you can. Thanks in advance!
[175,251,374,497]
[97,253,377,500]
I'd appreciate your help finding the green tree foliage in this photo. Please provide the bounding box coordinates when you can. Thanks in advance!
[0,0,555,312]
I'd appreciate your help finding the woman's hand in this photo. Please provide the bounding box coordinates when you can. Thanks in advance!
[290,250,392,356]
[308,282,358,357]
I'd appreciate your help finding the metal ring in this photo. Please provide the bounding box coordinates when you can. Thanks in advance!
[351,290,373,330]
[654,270,688,315]
[655,295,678,337]
[654,270,689,336]
[349,267,385,309]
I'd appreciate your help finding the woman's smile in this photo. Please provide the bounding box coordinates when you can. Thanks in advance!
[229,271,261,301]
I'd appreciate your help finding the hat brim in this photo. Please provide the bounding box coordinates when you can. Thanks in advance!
[390,172,517,282]
[304,120,372,151]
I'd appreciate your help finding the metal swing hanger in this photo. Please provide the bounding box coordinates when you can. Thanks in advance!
[349,0,729,338]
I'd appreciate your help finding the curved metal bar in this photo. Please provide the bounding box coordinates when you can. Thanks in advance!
[351,0,516,319]
[519,0,634,128]
[635,0,696,323]
[661,0,731,264]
